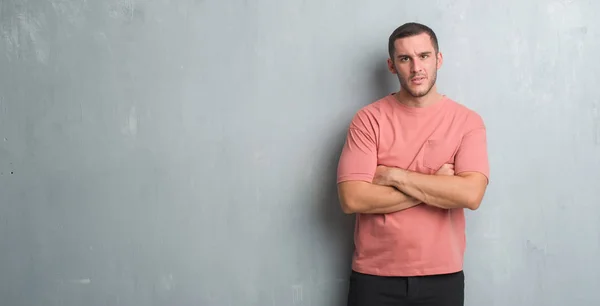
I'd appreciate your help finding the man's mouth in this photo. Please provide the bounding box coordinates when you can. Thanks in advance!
[411,76,426,85]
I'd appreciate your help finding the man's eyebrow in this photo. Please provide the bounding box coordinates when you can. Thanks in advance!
[396,51,432,58]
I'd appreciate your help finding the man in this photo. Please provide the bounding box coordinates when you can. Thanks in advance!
[336,22,490,306]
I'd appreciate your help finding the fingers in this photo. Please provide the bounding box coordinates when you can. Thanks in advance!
[435,163,455,176]
[442,163,454,170]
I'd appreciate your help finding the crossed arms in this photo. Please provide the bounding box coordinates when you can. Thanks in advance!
[336,112,489,214]
[338,164,488,214]
[338,179,421,214]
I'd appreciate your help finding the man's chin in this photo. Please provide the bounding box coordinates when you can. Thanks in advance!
[407,89,429,98]
[408,84,434,98]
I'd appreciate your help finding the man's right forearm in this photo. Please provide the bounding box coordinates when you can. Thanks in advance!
[361,193,421,214]
[338,181,422,214]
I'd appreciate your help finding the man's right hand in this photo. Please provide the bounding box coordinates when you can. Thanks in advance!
[436,163,454,176]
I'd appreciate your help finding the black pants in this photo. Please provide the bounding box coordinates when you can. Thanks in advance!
[346,270,464,306]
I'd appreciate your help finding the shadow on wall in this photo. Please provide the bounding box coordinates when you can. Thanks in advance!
[309,55,396,305]
[372,56,396,98]
[311,129,355,306]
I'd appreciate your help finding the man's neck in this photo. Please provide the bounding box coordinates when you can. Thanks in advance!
[394,89,444,108]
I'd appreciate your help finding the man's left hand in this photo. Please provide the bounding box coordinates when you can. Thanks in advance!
[373,165,406,187]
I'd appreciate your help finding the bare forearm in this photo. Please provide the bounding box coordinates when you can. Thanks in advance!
[361,196,421,214]
[392,171,482,210]
[338,181,421,214]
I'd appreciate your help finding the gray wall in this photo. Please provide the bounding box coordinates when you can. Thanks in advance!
[1,0,599,305]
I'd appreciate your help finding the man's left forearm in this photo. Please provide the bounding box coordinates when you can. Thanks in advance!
[390,170,486,210]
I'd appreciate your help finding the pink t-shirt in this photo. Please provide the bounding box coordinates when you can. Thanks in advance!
[337,94,489,277]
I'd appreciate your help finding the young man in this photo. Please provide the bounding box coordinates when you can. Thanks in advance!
[336,22,490,306]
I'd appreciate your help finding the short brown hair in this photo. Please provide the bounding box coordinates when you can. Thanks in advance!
[388,22,439,59]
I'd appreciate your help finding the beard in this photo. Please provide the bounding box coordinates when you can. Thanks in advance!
[396,62,438,98]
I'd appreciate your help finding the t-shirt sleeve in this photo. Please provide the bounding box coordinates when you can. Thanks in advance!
[336,111,379,183]
[454,113,490,181]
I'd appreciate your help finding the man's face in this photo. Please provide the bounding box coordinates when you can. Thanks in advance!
[387,33,443,98]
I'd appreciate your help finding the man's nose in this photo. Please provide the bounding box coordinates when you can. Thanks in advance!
[411,60,423,73]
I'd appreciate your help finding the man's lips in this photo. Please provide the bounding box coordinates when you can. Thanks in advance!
[411,76,426,85]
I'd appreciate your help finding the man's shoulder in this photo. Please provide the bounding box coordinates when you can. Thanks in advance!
[344,95,393,134]
[352,95,393,118]
[444,97,486,128]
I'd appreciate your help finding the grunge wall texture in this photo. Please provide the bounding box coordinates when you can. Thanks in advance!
[1,1,599,305]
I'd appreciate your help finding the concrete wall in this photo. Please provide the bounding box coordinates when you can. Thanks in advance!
[1,0,599,305]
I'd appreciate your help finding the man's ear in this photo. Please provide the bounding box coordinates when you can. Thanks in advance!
[387,58,397,74]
